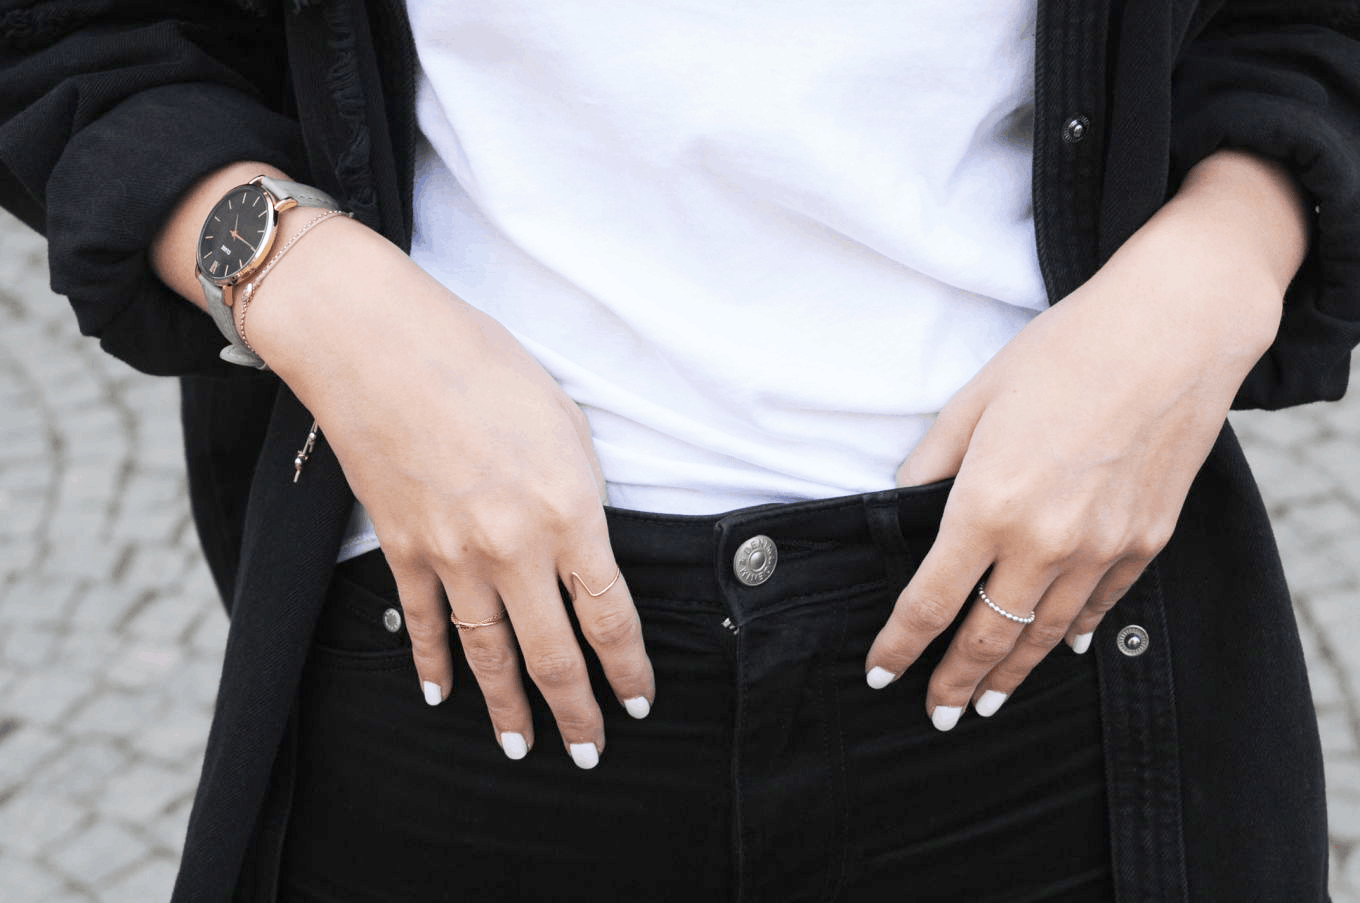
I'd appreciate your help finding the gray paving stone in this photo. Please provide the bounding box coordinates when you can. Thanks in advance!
[145,797,194,854]
[122,591,204,644]
[1319,709,1359,756]
[131,705,211,766]
[0,724,65,795]
[2,670,97,728]
[99,762,193,823]
[62,689,169,740]
[0,854,66,901]
[104,641,184,692]
[28,740,131,803]
[100,856,180,903]
[0,790,87,858]
[47,817,150,889]
[65,581,145,632]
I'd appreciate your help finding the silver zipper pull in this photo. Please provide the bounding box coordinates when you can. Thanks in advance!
[293,419,319,484]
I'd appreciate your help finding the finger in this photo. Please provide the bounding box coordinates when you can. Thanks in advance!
[1066,556,1152,653]
[563,537,654,721]
[443,574,535,760]
[924,562,1050,731]
[864,516,991,691]
[387,564,455,707]
[497,565,607,770]
[971,568,1102,718]
[894,388,985,487]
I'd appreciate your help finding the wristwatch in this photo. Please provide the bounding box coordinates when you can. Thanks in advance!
[195,175,344,369]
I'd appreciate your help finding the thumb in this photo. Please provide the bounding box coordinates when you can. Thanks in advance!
[895,396,984,487]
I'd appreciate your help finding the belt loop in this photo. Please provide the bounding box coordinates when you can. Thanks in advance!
[863,495,913,585]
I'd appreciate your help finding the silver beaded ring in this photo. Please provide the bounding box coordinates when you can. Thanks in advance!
[976,582,1037,625]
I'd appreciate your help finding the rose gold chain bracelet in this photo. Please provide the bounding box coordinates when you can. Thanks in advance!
[235,208,351,356]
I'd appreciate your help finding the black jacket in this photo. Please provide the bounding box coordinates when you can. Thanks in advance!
[3,1,1360,900]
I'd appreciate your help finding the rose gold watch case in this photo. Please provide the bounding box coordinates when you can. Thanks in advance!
[196,176,297,290]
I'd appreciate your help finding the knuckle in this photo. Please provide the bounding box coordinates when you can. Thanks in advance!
[402,608,444,641]
[1031,519,1080,562]
[959,630,1014,666]
[582,606,640,649]
[904,595,957,634]
[1022,619,1069,649]
[527,648,587,690]
[1130,528,1172,560]
[461,636,518,678]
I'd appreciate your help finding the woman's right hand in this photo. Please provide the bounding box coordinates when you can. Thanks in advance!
[170,177,655,769]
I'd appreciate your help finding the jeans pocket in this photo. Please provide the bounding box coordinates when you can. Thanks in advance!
[309,568,413,668]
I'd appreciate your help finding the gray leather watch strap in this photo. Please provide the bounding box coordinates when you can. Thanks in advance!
[258,176,342,212]
[200,273,268,369]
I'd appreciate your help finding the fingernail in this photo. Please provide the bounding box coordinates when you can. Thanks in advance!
[931,705,963,732]
[1071,632,1093,655]
[974,690,1008,718]
[500,732,528,760]
[569,742,600,770]
[866,667,897,690]
[422,680,444,706]
[624,696,651,719]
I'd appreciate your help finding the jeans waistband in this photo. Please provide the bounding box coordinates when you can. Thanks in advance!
[603,481,952,624]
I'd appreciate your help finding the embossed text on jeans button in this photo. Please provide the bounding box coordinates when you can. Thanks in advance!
[733,535,778,587]
[1116,624,1150,657]
[382,607,403,633]
[1062,115,1090,144]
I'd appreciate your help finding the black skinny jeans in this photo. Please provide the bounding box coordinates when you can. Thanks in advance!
[276,486,1114,902]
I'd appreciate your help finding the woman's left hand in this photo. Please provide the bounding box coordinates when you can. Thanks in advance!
[864,150,1310,729]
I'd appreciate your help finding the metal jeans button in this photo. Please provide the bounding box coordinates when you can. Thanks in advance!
[733,535,778,586]
[1116,624,1149,657]
[382,607,403,633]
[1062,114,1090,143]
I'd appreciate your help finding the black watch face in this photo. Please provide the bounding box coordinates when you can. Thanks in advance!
[198,184,274,281]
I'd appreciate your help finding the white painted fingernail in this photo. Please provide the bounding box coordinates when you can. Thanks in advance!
[624,696,651,719]
[569,742,600,770]
[500,732,528,760]
[931,705,963,732]
[975,690,1008,718]
[1071,632,1093,655]
[866,667,897,690]
[422,680,443,706]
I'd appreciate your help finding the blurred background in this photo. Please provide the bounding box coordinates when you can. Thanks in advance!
[1,205,1358,901]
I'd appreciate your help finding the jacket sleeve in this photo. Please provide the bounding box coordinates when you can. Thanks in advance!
[1171,1,1360,409]
[0,1,306,376]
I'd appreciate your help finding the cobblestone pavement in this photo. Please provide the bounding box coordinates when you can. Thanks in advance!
[1,205,1359,901]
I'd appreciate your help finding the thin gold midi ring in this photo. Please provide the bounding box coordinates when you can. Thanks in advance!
[570,569,622,598]
[450,608,509,630]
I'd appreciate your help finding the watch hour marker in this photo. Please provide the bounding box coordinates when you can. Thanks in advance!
[209,260,220,274]
[227,199,232,210]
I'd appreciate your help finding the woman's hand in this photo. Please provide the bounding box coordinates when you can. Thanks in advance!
[152,164,654,768]
[865,150,1310,729]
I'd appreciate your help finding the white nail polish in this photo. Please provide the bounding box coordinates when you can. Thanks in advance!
[624,696,651,719]
[1071,632,1093,655]
[569,742,600,770]
[500,732,528,760]
[866,667,897,690]
[975,690,1008,718]
[931,705,963,732]
[422,680,443,706]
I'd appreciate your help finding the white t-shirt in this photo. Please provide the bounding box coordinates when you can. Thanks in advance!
[340,0,1045,560]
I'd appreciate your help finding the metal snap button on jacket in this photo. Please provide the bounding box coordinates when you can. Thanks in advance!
[1062,114,1090,143]
[1116,624,1150,657]
[382,607,403,633]
[733,535,778,586]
